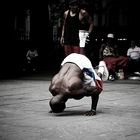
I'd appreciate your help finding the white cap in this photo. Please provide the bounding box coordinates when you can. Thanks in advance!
[107,33,114,38]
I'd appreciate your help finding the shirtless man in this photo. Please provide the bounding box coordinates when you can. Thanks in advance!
[49,53,109,116]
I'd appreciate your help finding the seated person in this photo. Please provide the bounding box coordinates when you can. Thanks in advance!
[26,47,39,71]
[49,53,109,116]
[99,33,128,80]
[127,40,140,75]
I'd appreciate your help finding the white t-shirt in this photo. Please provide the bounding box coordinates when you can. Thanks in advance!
[127,46,140,60]
[61,53,101,86]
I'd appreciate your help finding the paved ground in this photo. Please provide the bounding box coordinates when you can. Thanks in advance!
[0,73,140,140]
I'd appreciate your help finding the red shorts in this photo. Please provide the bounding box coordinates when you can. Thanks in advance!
[64,45,80,56]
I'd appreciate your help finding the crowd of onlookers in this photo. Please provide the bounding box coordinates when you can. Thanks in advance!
[21,0,140,81]
[98,33,140,81]
[22,33,140,81]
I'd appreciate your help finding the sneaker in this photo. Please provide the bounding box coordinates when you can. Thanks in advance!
[108,75,115,81]
[98,61,109,81]
[134,72,140,76]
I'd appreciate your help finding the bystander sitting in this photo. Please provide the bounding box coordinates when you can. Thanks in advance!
[99,33,128,80]
[25,47,39,72]
[127,40,140,75]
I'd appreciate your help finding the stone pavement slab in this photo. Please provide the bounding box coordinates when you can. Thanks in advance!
[0,76,140,140]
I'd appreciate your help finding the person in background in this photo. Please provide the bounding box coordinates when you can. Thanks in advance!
[26,47,39,72]
[79,2,94,55]
[49,53,109,116]
[127,40,140,75]
[60,0,94,56]
[99,33,128,80]
[60,0,80,56]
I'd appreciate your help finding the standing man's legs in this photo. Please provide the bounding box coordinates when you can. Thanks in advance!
[79,30,89,55]
[64,45,80,56]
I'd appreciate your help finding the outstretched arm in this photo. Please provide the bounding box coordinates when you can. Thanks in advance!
[67,75,102,116]
[69,83,100,116]
[84,93,99,116]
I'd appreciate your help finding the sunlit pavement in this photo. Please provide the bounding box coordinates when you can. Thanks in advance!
[0,73,140,140]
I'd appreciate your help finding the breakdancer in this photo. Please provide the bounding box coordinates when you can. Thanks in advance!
[49,53,108,115]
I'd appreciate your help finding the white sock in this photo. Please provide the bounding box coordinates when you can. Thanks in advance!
[98,66,104,75]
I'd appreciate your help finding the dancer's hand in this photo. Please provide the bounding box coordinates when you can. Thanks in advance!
[84,109,96,116]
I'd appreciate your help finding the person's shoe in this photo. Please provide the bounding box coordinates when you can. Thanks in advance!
[98,61,109,81]
[108,75,115,81]
[134,72,140,76]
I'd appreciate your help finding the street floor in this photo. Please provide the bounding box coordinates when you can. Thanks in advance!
[0,73,140,140]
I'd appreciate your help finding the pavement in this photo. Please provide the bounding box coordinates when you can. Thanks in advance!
[0,73,140,140]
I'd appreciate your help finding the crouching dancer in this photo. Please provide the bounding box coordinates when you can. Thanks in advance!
[49,53,109,116]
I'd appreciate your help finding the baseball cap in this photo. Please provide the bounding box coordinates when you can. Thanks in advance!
[107,33,114,38]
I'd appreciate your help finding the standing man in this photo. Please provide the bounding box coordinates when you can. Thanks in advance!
[79,2,94,55]
[60,0,94,56]
[49,53,109,116]
[60,0,80,56]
